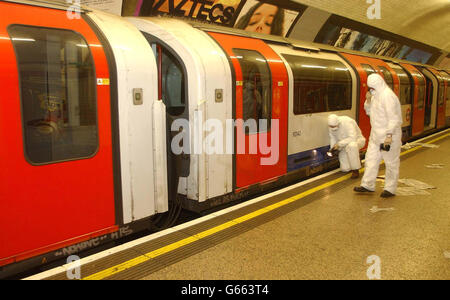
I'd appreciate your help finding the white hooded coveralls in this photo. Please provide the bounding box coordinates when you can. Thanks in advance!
[329,116,366,172]
[361,74,403,193]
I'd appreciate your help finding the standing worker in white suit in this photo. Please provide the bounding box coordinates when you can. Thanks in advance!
[328,114,366,179]
[354,73,403,198]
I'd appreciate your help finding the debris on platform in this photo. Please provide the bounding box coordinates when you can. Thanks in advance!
[398,179,436,190]
[401,142,440,150]
[370,206,395,213]
[395,187,431,196]
[444,251,450,259]
[401,143,415,150]
[376,177,436,196]
[425,164,444,169]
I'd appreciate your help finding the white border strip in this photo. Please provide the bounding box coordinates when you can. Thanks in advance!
[23,128,450,280]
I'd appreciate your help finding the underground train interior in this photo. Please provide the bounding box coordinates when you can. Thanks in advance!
[0,0,449,278]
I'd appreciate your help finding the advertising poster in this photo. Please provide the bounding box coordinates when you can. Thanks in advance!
[315,23,341,46]
[403,49,433,64]
[234,0,300,37]
[81,0,123,15]
[314,15,438,64]
[359,35,379,53]
[334,28,359,49]
[131,0,241,26]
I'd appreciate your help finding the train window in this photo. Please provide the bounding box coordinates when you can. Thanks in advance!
[282,54,352,115]
[378,66,394,90]
[392,66,412,105]
[438,80,445,106]
[417,76,425,110]
[233,49,272,134]
[444,72,450,105]
[361,64,376,77]
[8,25,98,164]
[439,71,449,106]
[152,43,186,116]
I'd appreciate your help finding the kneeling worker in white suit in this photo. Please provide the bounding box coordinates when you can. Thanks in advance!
[328,114,366,179]
[354,73,403,198]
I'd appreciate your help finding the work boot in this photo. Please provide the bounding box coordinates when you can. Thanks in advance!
[354,186,374,193]
[380,190,395,198]
[351,170,359,179]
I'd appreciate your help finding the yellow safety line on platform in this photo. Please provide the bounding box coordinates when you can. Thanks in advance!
[83,131,450,280]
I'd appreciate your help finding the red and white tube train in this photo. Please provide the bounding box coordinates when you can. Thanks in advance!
[0,0,449,277]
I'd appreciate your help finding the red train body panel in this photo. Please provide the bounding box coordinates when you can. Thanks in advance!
[0,2,116,267]
[208,32,289,189]
[399,63,426,136]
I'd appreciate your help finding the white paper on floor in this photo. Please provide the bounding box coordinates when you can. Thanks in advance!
[395,187,431,196]
[425,164,444,169]
[421,143,439,148]
[401,142,440,150]
[398,179,436,190]
[376,177,435,196]
[444,251,450,259]
[401,143,415,150]
[370,206,395,213]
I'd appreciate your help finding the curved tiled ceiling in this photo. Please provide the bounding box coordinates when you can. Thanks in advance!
[293,0,450,52]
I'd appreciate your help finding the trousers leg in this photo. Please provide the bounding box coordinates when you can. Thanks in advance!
[382,137,401,194]
[361,140,382,191]
[345,142,362,170]
[339,149,351,172]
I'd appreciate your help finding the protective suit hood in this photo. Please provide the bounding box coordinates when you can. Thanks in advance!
[367,73,387,93]
[328,114,340,127]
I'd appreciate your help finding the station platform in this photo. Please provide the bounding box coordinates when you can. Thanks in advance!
[27,129,450,280]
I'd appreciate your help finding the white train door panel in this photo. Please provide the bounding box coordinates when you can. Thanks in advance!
[88,11,167,223]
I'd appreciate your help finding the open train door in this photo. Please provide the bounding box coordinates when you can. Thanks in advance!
[399,63,426,137]
[419,67,438,131]
[427,68,446,129]
[207,32,288,189]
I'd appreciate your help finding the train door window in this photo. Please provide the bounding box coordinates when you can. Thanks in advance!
[446,73,450,106]
[361,64,376,77]
[392,66,412,105]
[8,25,98,164]
[151,43,186,116]
[233,49,272,134]
[282,54,352,114]
[378,66,394,90]
[438,80,445,107]
[439,71,449,106]
[417,76,425,110]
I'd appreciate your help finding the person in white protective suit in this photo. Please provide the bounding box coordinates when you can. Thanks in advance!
[354,73,403,198]
[328,114,366,179]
